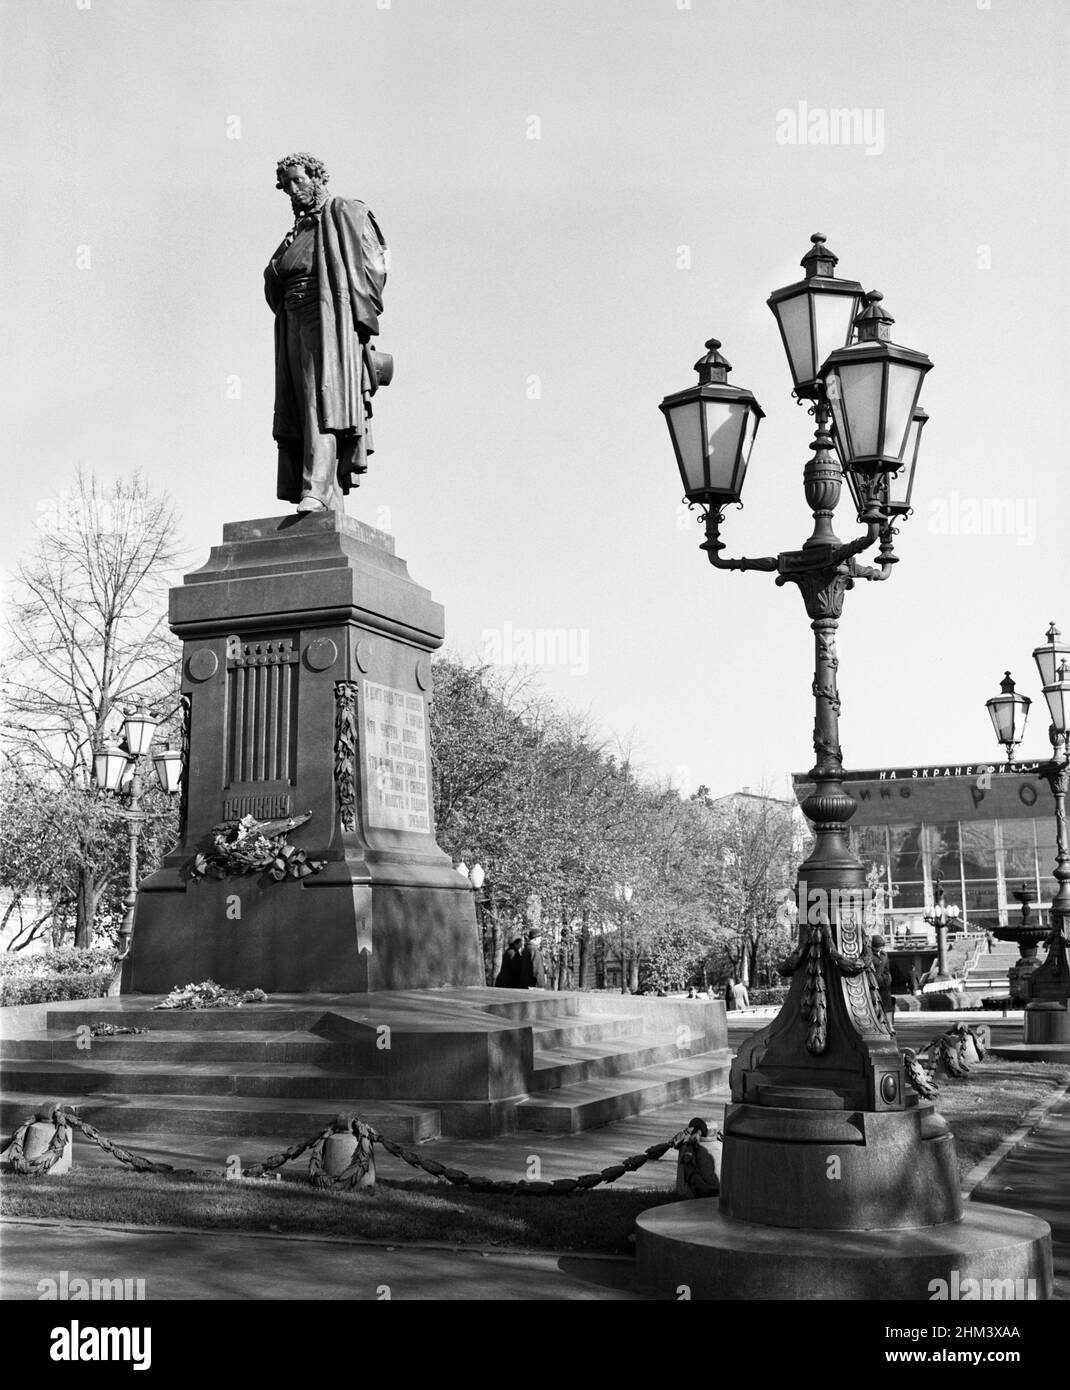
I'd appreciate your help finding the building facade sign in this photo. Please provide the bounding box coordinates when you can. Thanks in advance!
[792,760,1056,929]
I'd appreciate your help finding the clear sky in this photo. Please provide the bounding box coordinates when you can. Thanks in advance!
[3,0,1067,798]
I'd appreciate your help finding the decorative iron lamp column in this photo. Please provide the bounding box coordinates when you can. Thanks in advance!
[987,627,1070,1049]
[94,700,182,962]
[923,877,960,983]
[635,234,1052,1302]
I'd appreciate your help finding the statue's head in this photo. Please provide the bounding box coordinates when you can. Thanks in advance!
[275,153,329,215]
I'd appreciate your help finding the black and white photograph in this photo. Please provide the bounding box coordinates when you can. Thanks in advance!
[1,0,1067,1358]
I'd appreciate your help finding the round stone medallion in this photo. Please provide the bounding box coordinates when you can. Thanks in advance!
[305,637,338,671]
[354,639,375,673]
[415,656,431,690]
[187,649,219,682]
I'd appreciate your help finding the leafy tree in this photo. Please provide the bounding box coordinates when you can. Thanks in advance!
[701,788,809,988]
[1,472,183,946]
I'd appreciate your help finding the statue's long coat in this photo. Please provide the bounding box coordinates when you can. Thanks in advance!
[265,197,387,497]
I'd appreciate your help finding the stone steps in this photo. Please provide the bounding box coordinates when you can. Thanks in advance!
[3,1059,387,1100]
[530,1013,640,1050]
[515,1051,732,1134]
[1,992,731,1144]
[531,1030,717,1091]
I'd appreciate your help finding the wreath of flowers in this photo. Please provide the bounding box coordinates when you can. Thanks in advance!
[155,980,269,1010]
[189,815,326,882]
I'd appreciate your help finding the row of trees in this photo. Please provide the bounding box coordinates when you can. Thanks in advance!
[1,473,807,992]
[429,661,807,992]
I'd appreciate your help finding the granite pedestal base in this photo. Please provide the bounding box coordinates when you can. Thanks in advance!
[719,1098,961,1230]
[129,512,482,994]
[635,1201,1053,1300]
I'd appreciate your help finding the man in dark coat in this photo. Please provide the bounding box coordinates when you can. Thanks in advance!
[871,934,896,1023]
[675,1117,721,1199]
[495,935,524,988]
[519,930,547,989]
[265,153,388,512]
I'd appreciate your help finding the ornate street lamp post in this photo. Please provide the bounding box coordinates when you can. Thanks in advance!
[986,624,1070,1043]
[661,236,931,1125]
[635,234,1052,1299]
[613,882,634,995]
[923,876,961,983]
[457,861,492,980]
[94,700,182,963]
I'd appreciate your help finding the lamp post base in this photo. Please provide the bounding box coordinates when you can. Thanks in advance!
[636,1201,1052,1301]
[719,1098,961,1230]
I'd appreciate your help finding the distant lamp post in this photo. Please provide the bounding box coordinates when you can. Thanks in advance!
[457,861,491,980]
[986,624,1070,1043]
[93,700,182,960]
[613,882,634,995]
[923,877,961,982]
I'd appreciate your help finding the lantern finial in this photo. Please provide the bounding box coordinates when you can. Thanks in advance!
[854,290,895,342]
[801,233,839,278]
[694,339,731,384]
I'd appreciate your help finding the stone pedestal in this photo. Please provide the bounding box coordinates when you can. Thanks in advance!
[637,1078,1053,1299]
[1008,951,1042,1004]
[636,1202,1052,1301]
[1025,1001,1070,1044]
[129,512,482,994]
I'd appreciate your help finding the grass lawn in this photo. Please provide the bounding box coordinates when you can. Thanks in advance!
[2,1060,1065,1251]
[0,1170,675,1254]
[930,1060,1068,1178]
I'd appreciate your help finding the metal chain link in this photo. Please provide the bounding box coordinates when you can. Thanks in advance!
[4,1104,688,1195]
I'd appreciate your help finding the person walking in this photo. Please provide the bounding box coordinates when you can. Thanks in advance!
[494,935,524,988]
[519,929,547,989]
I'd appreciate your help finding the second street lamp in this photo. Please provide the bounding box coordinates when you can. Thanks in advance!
[986,625,1070,1047]
[94,699,182,965]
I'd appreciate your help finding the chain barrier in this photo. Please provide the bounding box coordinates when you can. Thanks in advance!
[2,1104,688,1195]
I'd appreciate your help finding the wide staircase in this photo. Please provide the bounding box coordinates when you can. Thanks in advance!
[964,938,1020,993]
[0,989,731,1149]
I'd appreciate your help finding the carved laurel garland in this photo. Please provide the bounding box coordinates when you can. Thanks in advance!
[778,916,873,1055]
[334,681,359,832]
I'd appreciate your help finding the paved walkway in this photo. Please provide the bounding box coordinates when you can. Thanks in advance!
[0,1221,643,1301]
[3,1012,1067,1301]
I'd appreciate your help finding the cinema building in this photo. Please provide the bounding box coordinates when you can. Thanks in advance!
[792,761,1057,937]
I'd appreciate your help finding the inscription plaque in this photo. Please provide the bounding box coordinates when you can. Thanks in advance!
[362,680,431,833]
